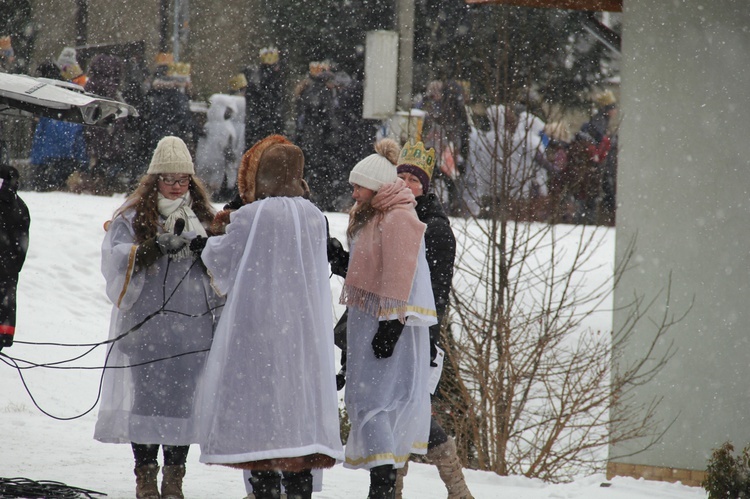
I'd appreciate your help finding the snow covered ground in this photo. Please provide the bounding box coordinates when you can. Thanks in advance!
[0,191,707,498]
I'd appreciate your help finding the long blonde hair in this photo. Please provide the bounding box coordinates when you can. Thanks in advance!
[113,174,216,243]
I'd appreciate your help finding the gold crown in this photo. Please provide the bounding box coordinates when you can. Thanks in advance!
[170,62,191,77]
[229,73,248,91]
[259,46,279,65]
[398,141,436,180]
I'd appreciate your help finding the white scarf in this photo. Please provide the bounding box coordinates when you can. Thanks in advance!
[157,192,207,260]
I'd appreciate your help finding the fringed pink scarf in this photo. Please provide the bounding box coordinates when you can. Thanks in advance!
[340,178,426,319]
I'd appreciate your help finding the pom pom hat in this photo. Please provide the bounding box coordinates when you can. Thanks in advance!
[397,140,436,194]
[147,136,195,175]
[349,139,400,192]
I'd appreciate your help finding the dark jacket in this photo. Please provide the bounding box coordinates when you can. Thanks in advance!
[0,164,30,348]
[416,192,456,335]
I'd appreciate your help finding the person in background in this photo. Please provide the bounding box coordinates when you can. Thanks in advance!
[0,35,17,73]
[294,61,339,211]
[56,46,88,87]
[95,136,221,499]
[244,47,287,147]
[395,141,473,499]
[145,54,201,156]
[0,163,30,353]
[340,139,435,499]
[28,60,88,191]
[195,94,239,201]
[84,53,128,194]
[196,136,343,499]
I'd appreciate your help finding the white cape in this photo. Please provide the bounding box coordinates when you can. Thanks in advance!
[196,197,344,465]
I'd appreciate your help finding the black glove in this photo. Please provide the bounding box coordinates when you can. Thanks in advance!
[134,237,161,270]
[190,235,208,256]
[0,333,13,352]
[371,319,406,359]
[336,366,346,390]
[429,326,440,367]
[327,237,349,278]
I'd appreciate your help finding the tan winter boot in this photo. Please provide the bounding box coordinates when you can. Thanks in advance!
[394,461,409,499]
[134,463,160,499]
[426,438,474,499]
[161,464,186,499]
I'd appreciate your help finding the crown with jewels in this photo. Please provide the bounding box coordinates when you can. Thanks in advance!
[259,46,279,65]
[398,140,436,180]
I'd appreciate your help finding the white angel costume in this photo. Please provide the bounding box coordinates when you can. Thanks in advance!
[343,240,437,470]
[95,208,221,445]
[196,196,344,468]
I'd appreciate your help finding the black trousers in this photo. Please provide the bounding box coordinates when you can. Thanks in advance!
[131,443,189,468]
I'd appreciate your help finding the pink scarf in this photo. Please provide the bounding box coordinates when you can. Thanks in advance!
[341,179,426,319]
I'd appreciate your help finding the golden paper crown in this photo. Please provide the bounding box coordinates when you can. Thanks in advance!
[398,141,436,180]
[229,73,248,91]
[170,62,191,77]
[259,46,279,65]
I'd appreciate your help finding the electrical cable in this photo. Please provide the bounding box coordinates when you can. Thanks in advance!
[0,477,106,498]
[0,249,222,421]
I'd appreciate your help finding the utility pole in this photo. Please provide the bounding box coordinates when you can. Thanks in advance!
[75,0,88,47]
[395,0,415,110]
[159,0,170,53]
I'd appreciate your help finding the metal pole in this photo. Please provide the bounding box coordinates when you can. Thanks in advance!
[395,0,415,111]
[159,0,169,53]
[75,0,88,47]
[173,0,181,62]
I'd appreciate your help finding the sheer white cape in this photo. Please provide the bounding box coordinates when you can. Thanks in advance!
[196,197,344,466]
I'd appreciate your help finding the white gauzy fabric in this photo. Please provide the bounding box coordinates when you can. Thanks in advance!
[196,197,344,465]
[94,210,221,445]
[344,240,436,470]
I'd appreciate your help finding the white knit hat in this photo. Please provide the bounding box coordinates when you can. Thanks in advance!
[56,47,77,69]
[147,136,195,175]
[349,153,397,192]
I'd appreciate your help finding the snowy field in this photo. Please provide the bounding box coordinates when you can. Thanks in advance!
[0,191,707,498]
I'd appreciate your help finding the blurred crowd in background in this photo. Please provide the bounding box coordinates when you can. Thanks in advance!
[0,38,618,226]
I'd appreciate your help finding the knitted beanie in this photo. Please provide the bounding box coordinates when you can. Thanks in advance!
[147,136,195,175]
[349,140,400,192]
[56,47,77,69]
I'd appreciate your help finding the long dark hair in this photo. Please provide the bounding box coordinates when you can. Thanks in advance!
[113,174,215,243]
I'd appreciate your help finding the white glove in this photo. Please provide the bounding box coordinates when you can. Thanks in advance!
[156,233,190,255]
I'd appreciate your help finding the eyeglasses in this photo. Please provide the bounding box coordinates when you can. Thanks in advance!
[159,175,191,186]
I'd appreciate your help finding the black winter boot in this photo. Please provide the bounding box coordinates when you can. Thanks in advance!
[368,465,396,499]
[249,470,282,499]
[282,469,313,499]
